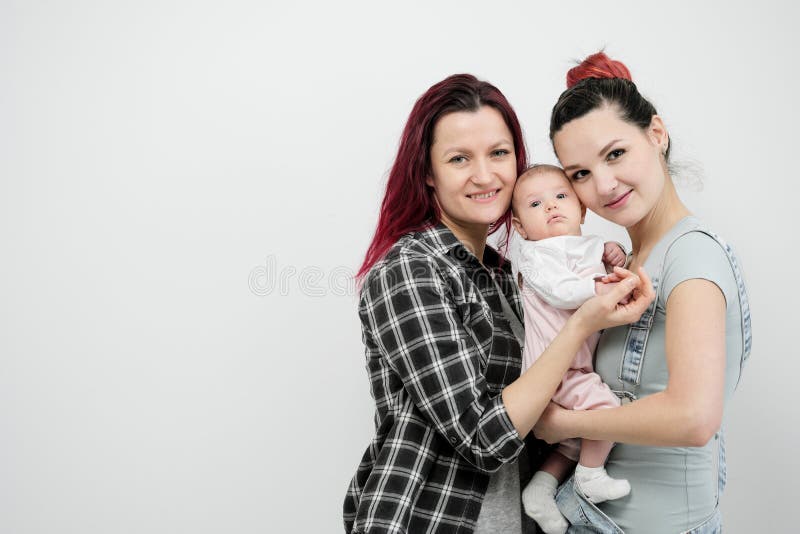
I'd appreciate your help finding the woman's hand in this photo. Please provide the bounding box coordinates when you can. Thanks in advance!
[572,266,655,336]
[532,402,573,444]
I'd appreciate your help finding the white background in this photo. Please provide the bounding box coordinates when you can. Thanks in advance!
[1,1,797,532]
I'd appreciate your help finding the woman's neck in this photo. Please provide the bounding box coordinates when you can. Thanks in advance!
[439,216,489,264]
[627,177,691,267]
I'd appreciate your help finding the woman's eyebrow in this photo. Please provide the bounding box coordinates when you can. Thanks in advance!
[439,139,512,155]
[598,139,622,156]
[440,146,471,155]
[489,139,513,149]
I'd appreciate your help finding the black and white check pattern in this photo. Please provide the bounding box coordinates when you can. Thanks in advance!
[344,222,535,534]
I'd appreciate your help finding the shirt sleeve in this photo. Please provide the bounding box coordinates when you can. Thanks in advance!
[661,231,737,308]
[518,244,599,310]
[359,253,524,473]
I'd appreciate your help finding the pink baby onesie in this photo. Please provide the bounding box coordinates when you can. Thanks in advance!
[515,234,621,461]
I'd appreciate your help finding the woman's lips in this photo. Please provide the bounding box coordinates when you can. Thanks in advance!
[467,188,500,203]
[605,189,632,209]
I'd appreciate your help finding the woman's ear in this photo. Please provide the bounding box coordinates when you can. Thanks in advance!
[648,115,669,154]
[511,215,527,240]
[425,175,435,187]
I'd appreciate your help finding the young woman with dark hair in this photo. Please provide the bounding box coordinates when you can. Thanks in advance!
[344,73,653,534]
[533,52,752,533]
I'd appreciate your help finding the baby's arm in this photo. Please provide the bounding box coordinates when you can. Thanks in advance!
[519,246,601,309]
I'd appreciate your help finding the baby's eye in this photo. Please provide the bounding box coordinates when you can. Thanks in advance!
[556,193,567,199]
[449,155,467,164]
[607,148,625,161]
[530,200,541,208]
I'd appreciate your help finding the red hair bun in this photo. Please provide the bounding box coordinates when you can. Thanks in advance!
[566,52,632,89]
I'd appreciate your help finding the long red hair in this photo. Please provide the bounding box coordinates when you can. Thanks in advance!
[357,74,528,280]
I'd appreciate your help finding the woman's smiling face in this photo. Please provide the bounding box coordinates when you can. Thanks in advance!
[427,106,517,233]
[553,105,669,228]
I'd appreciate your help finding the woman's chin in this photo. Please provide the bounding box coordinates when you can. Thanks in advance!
[596,207,641,228]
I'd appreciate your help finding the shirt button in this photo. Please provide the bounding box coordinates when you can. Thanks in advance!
[449,435,458,444]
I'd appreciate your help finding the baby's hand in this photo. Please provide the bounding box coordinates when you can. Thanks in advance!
[603,242,627,268]
[595,279,631,305]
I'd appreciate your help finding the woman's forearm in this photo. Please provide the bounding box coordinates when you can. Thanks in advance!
[566,390,718,447]
[502,317,588,437]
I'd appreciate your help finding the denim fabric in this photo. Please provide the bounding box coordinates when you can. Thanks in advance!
[681,509,721,534]
[617,275,659,387]
[555,477,623,533]
[555,224,750,533]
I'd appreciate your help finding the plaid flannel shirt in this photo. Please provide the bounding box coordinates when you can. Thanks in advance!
[344,222,535,534]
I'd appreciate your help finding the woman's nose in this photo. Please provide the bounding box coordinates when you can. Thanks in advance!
[594,169,618,196]
[471,158,493,184]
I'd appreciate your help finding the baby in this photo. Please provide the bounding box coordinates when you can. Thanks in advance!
[511,164,630,534]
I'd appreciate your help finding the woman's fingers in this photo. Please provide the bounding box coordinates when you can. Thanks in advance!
[605,272,640,303]
[612,267,655,320]
[634,266,655,302]
[611,266,637,279]
[602,268,653,325]
[600,273,622,283]
[610,266,654,303]
[574,267,655,333]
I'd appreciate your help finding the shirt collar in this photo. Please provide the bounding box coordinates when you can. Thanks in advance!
[415,221,506,271]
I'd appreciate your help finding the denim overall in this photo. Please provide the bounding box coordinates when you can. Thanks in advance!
[554,223,752,534]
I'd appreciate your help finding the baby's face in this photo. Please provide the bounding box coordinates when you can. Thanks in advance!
[512,169,585,241]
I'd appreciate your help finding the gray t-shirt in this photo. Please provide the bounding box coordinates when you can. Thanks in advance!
[473,459,522,534]
[593,216,744,533]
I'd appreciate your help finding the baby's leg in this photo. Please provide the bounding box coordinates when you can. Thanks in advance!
[575,438,629,503]
[578,439,614,468]
[553,370,631,503]
[540,449,576,482]
[522,451,574,534]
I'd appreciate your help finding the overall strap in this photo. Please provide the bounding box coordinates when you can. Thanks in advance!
[614,222,683,393]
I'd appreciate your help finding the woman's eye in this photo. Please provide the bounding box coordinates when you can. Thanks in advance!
[492,149,510,157]
[571,170,589,181]
[530,200,541,208]
[556,193,566,199]
[449,155,467,164]
[607,148,625,161]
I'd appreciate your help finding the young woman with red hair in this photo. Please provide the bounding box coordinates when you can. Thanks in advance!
[533,52,752,533]
[343,74,653,534]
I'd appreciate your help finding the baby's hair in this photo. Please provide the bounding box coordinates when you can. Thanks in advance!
[520,163,565,178]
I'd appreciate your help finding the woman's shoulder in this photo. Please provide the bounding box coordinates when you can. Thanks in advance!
[360,232,450,294]
[659,224,740,308]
